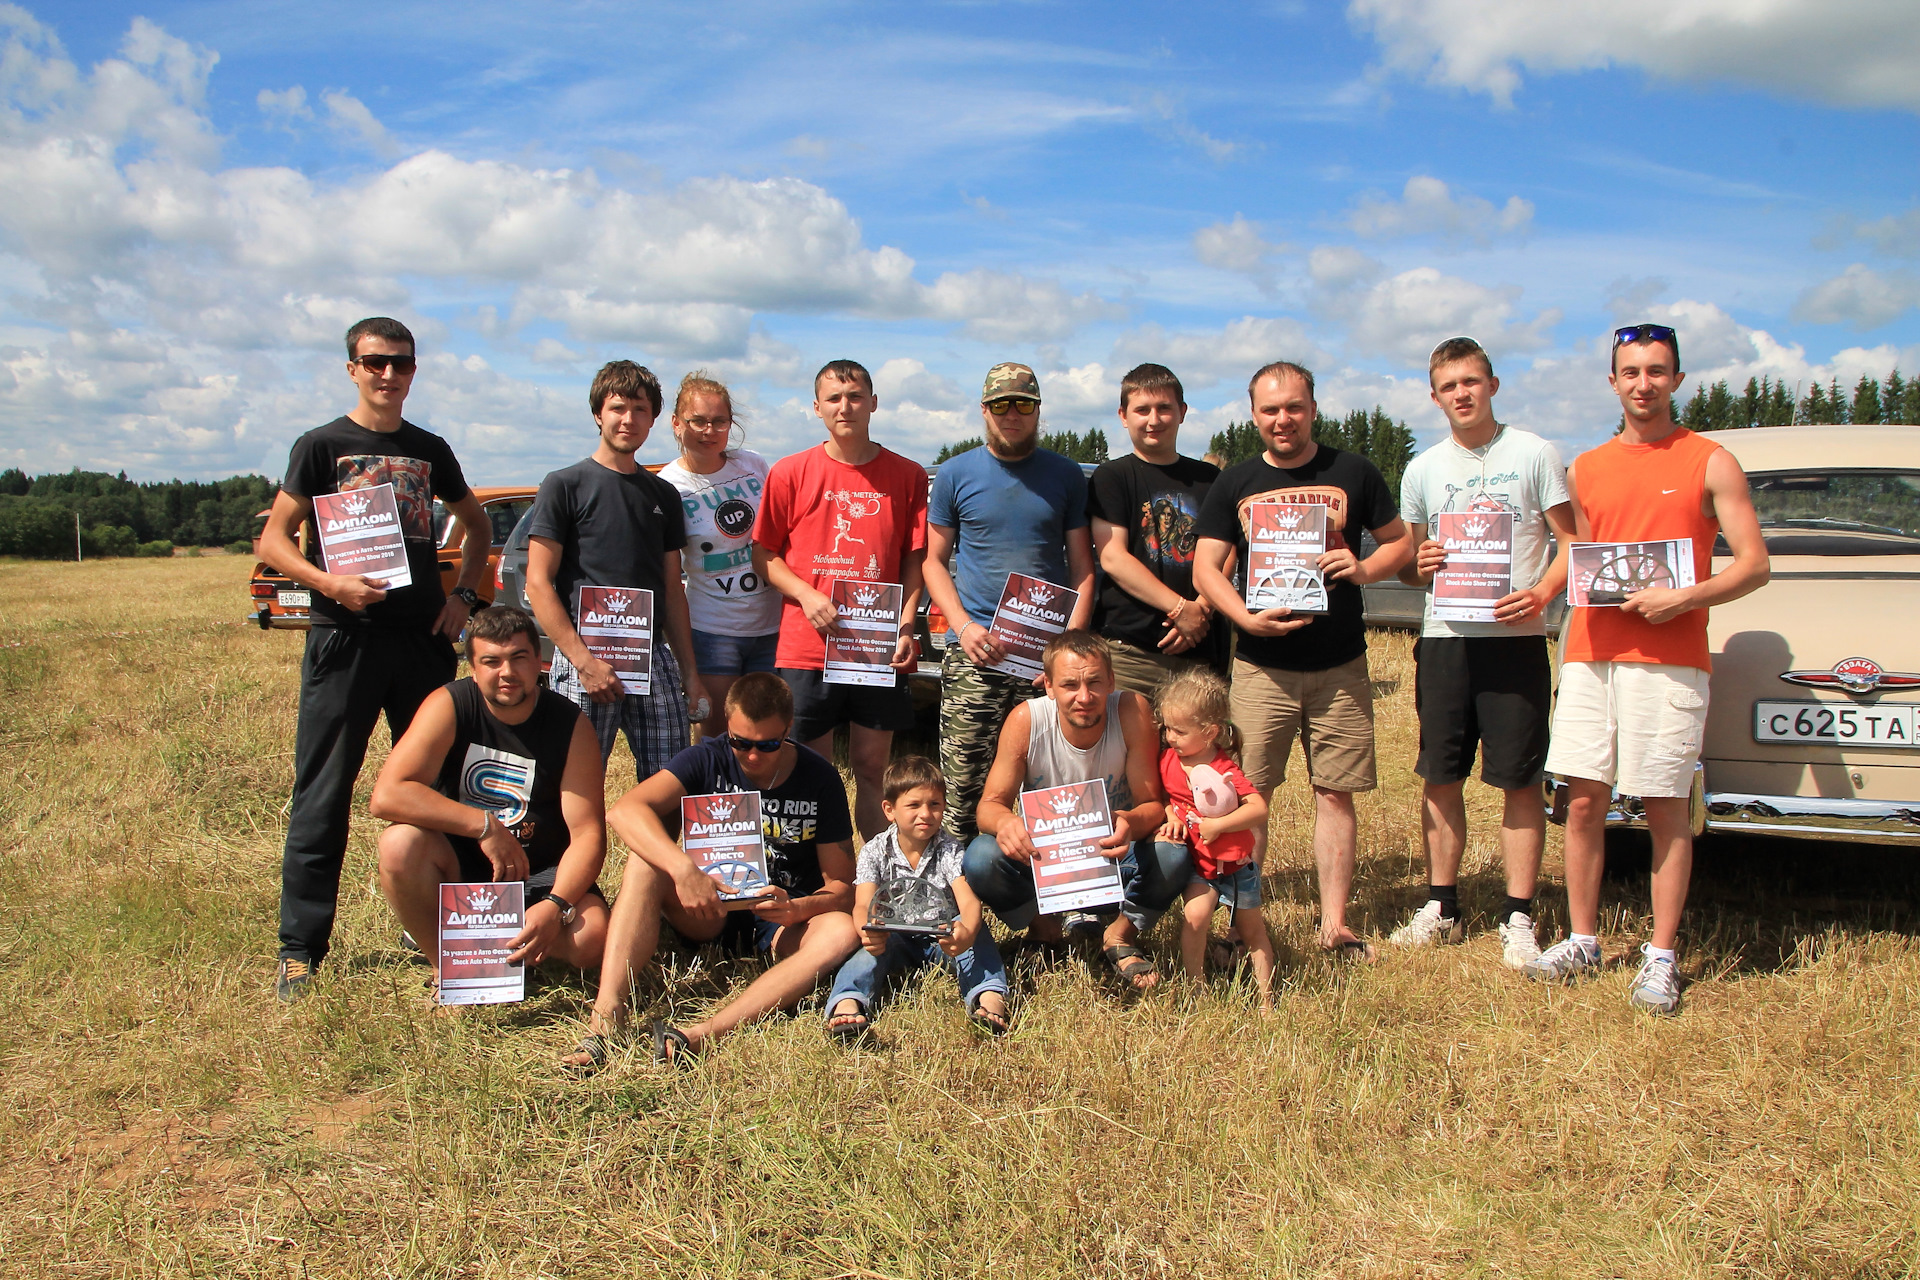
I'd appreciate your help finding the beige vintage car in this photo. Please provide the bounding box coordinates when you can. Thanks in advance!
[1606,425,1920,844]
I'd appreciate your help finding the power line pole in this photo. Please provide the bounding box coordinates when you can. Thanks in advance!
[75,510,83,563]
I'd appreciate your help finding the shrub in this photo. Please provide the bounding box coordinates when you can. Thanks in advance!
[226,539,253,555]
[135,540,175,558]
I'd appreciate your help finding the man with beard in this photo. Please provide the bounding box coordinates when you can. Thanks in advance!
[1086,362,1228,696]
[1194,361,1415,962]
[960,630,1173,988]
[526,361,708,781]
[370,606,611,993]
[923,363,1095,842]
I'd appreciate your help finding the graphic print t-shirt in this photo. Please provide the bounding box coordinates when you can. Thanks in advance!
[528,458,687,625]
[434,678,582,877]
[282,416,470,629]
[660,450,783,636]
[751,444,929,669]
[1195,446,1398,672]
[664,737,854,897]
[1086,453,1227,671]
[1399,426,1569,640]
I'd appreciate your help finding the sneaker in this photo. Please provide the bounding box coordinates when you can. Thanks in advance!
[1522,936,1602,983]
[400,929,422,955]
[1497,913,1542,970]
[1627,945,1682,1016]
[1388,900,1464,948]
[275,957,314,1003]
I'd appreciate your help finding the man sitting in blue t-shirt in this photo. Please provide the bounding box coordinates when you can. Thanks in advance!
[921,363,1095,843]
[560,673,858,1071]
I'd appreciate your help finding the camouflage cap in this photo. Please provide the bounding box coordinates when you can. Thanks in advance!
[981,362,1041,403]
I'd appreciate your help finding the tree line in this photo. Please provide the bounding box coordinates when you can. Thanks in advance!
[0,469,277,559]
[932,428,1111,465]
[1679,367,1920,433]
[1208,407,1417,498]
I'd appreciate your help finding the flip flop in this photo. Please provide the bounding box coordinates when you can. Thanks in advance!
[651,1019,695,1069]
[969,999,1011,1037]
[1102,944,1160,992]
[826,1000,870,1043]
[561,1033,610,1077]
[1326,938,1377,965]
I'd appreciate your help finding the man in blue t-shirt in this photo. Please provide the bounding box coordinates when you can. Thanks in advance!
[922,363,1094,840]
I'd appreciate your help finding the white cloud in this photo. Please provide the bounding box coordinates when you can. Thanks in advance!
[1314,259,1561,364]
[1308,245,1385,290]
[1794,265,1920,330]
[1347,174,1532,246]
[1193,215,1287,290]
[1349,0,1920,112]
[873,357,963,411]
[1851,208,1920,257]
[1111,316,1331,391]
[320,90,399,159]
[256,85,310,123]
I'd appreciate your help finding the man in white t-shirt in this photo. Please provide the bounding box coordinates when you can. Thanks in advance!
[1389,336,1575,968]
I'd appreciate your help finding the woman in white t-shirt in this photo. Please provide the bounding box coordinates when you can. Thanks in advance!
[659,372,784,738]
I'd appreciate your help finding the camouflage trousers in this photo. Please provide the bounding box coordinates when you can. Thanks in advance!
[939,645,1035,842]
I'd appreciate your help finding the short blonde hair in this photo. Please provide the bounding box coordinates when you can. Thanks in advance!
[1154,668,1242,758]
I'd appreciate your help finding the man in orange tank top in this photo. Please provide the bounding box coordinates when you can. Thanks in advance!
[1524,325,1769,1014]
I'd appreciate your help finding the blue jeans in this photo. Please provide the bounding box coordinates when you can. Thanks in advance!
[825,929,1008,1017]
[962,836,1192,933]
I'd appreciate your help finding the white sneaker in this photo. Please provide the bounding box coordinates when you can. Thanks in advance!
[1628,945,1682,1016]
[1497,913,1542,970]
[1388,900,1464,948]
[1523,936,1602,983]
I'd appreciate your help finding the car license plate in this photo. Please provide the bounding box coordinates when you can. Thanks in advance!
[277,590,311,608]
[1754,700,1920,748]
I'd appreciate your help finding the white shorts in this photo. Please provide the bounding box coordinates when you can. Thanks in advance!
[1544,660,1710,799]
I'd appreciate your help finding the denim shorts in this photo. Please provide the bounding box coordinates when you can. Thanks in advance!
[690,628,780,677]
[1191,862,1263,911]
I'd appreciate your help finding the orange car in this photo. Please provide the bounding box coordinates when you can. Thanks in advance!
[247,486,538,630]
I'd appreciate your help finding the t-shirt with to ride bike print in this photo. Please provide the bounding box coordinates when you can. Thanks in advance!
[282,416,471,630]
[663,737,854,898]
[1195,446,1398,673]
[751,444,929,670]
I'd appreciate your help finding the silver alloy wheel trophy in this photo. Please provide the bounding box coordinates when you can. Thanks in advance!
[865,877,958,936]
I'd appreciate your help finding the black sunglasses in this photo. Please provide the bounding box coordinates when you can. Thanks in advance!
[353,354,418,375]
[1612,324,1680,368]
[726,733,786,754]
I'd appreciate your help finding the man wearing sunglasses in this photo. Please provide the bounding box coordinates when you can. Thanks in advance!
[1526,323,1768,1015]
[258,317,494,1002]
[923,363,1096,841]
[564,673,857,1068]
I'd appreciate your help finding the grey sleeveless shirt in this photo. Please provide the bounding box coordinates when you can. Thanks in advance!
[1025,693,1132,811]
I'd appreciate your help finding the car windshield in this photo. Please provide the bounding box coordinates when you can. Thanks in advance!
[1742,470,1920,555]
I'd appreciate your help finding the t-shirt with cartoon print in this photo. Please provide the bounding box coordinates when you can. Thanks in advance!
[660,450,784,637]
[282,416,471,630]
[1086,453,1230,672]
[1398,426,1569,639]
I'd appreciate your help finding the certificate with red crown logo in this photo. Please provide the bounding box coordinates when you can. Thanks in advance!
[824,580,903,687]
[1568,540,1695,607]
[1244,502,1328,614]
[1432,511,1515,622]
[1019,779,1124,915]
[574,585,653,693]
[987,573,1079,681]
[682,791,773,906]
[312,483,412,589]
[436,881,525,1006]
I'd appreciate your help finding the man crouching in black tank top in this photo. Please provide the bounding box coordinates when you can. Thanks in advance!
[371,607,611,999]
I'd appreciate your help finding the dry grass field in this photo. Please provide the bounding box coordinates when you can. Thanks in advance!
[3,556,1918,1279]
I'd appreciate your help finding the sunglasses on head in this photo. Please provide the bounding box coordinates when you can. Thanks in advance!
[985,398,1038,416]
[726,733,785,754]
[353,353,417,375]
[1612,324,1680,365]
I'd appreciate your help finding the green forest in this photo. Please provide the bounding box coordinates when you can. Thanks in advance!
[0,469,277,559]
[1208,407,1418,497]
[1679,367,1920,432]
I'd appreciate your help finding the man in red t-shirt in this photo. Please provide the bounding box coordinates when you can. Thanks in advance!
[753,359,927,839]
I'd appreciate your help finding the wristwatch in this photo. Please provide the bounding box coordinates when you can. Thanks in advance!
[450,586,481,609]
[545,893,577,927]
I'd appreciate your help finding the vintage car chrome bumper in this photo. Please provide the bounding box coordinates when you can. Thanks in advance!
[1696,793,1920,844]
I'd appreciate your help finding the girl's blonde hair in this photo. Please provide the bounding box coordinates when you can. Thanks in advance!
[672,370,746,457]
[1153,668,1242,758]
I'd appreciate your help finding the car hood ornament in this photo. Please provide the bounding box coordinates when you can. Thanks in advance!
[1779,657,1920,695]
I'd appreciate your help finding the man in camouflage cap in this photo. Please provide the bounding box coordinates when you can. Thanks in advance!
[922,363,1095,847]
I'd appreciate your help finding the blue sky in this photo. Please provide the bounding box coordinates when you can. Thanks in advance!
[3,0,1917,482]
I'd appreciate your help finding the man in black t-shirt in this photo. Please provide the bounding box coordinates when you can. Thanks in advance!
[257,316,493,1002]
[370,607,611,994]
[1087,363,1228,695]
[560,673,857,1070]
[1194,361,1414,961]
[526,361,706,783]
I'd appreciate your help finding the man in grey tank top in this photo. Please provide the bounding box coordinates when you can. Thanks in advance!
[961,631,1183,991]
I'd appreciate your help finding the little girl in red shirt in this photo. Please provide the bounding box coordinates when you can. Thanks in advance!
[1153,670,1275,1008]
